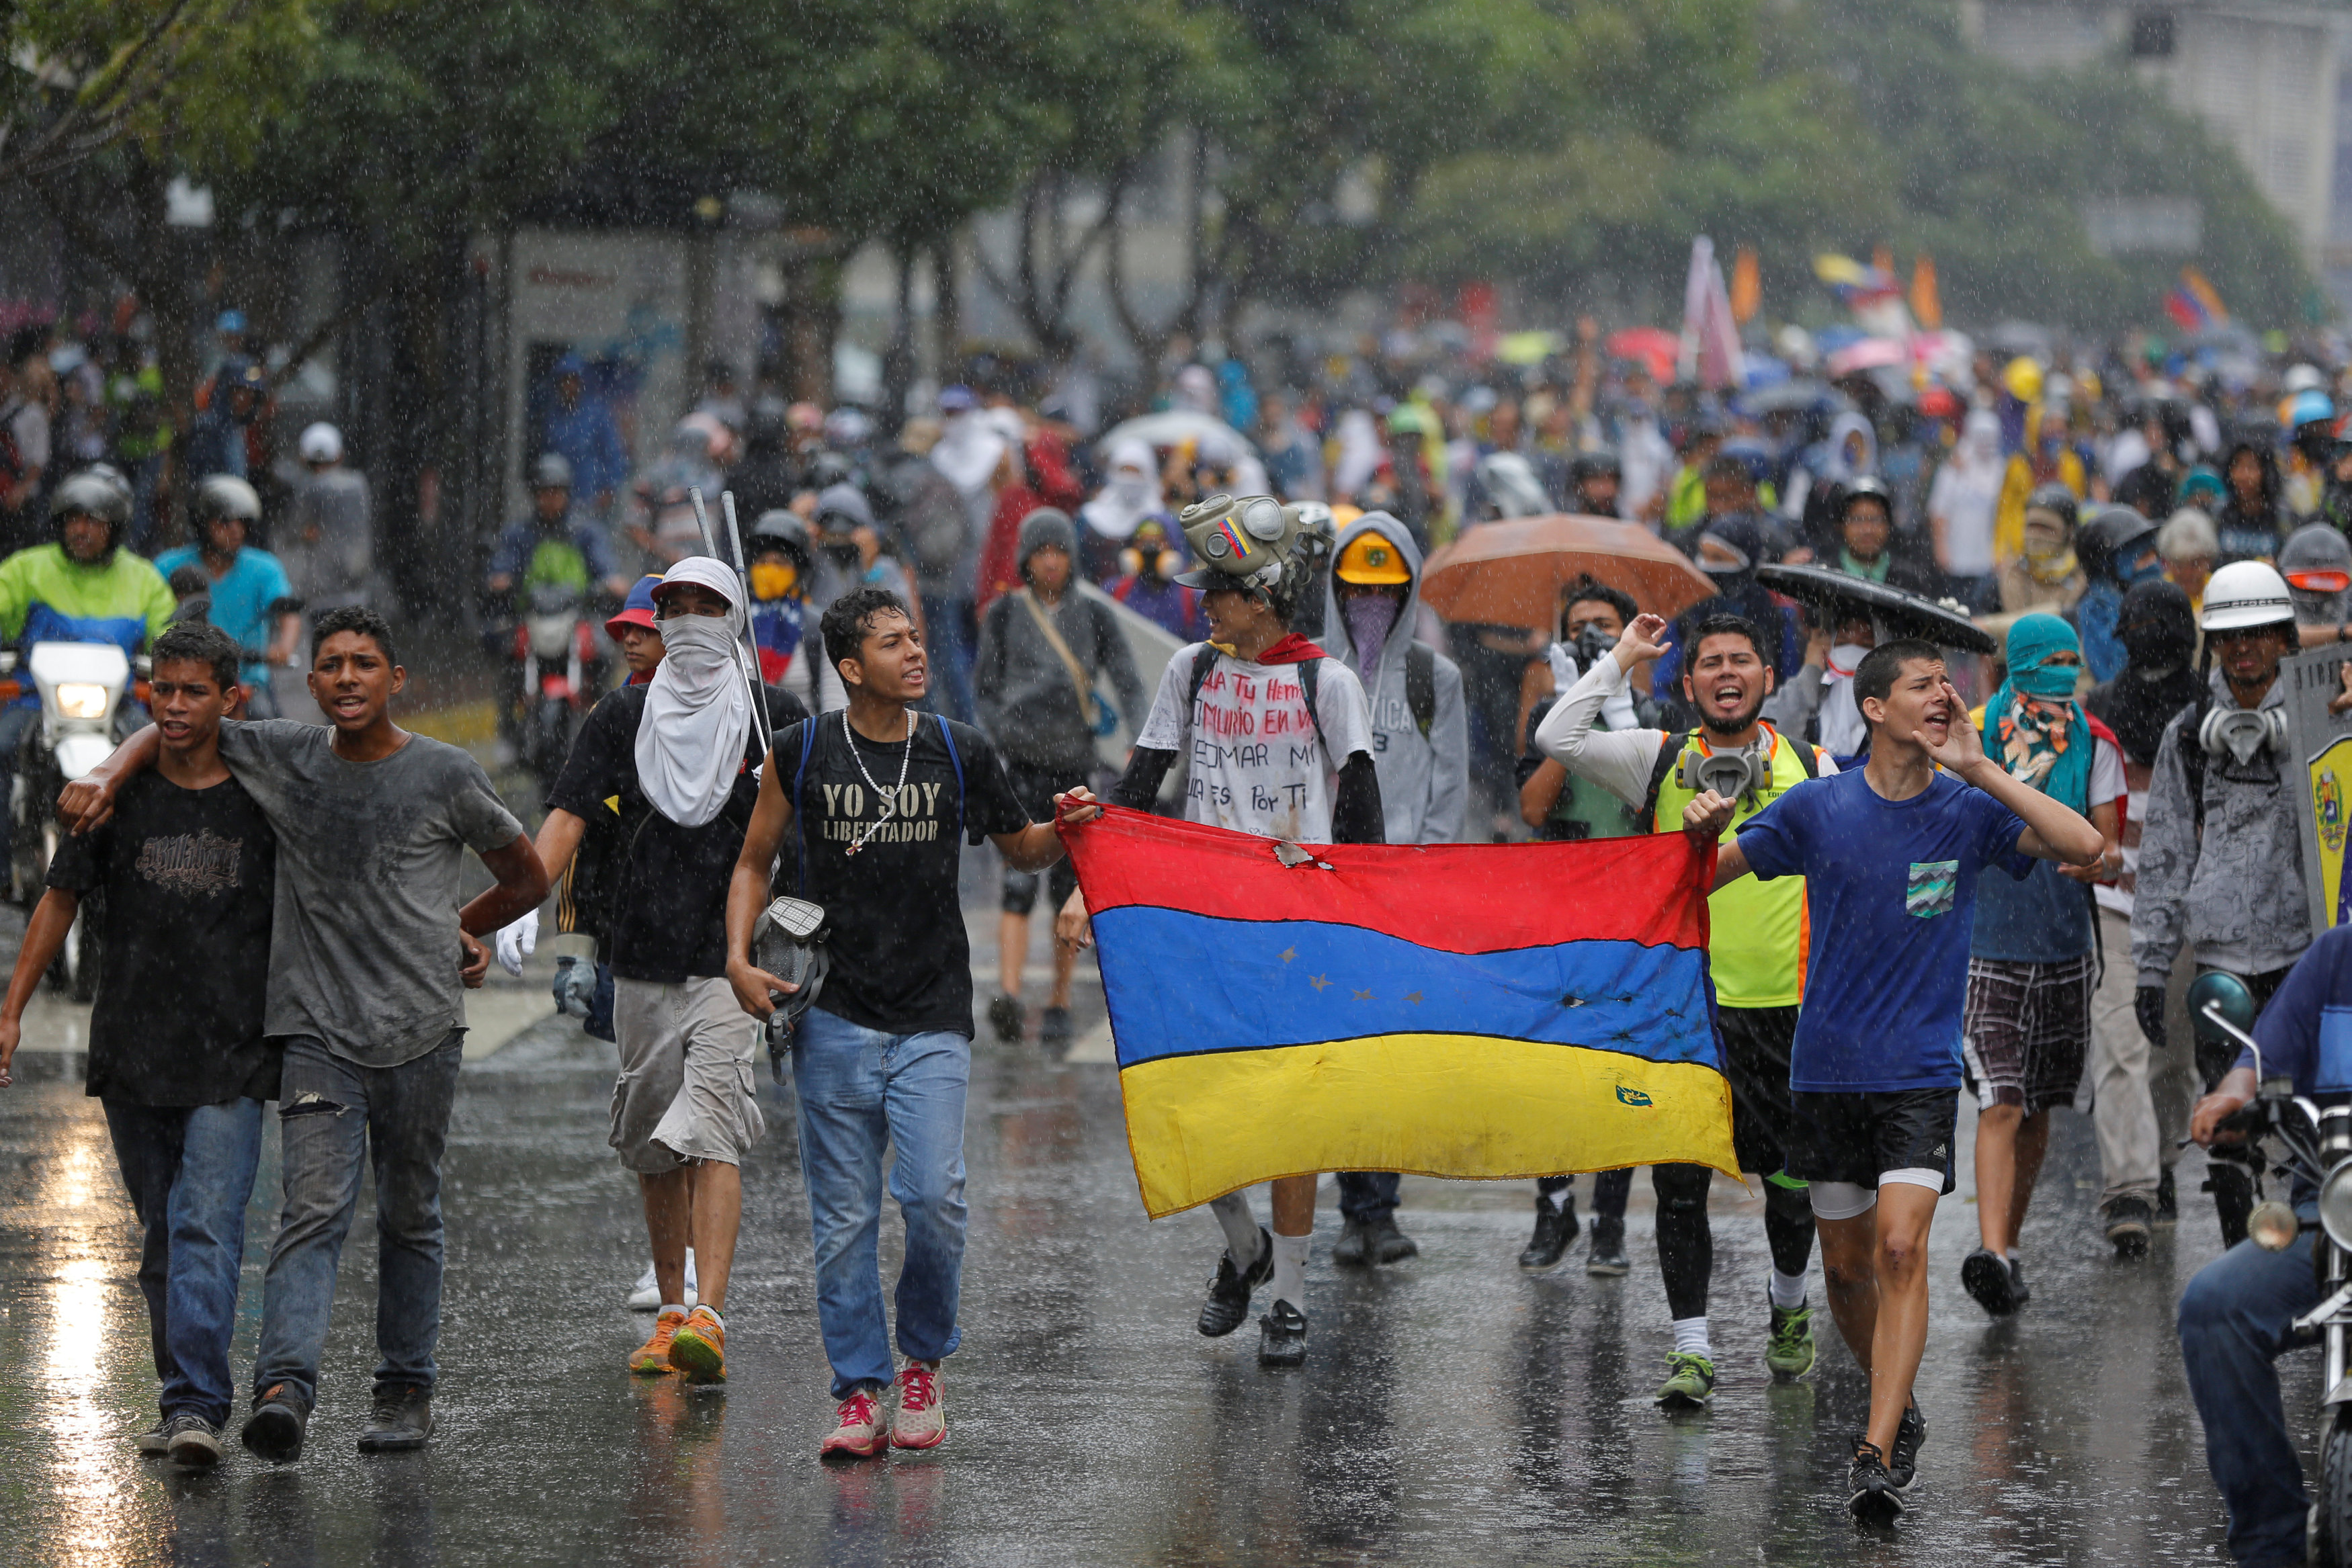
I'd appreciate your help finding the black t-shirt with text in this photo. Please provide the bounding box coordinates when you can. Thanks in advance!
[547,683,808,984]
[47,770,277,1105]
[782,711,1030,1037]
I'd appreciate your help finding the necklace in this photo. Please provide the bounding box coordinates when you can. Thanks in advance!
[842,707,917,855]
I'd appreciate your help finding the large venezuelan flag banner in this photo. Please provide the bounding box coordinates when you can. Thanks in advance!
[1066,808,1736,1217]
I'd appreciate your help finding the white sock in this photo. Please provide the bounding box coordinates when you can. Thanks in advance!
[1769,1269,1808,1310]
[694,1305,722,1327]
[659,1303,687,1318]
[1672,1316,1712,1359]
[1210,1192,1265,1266]
[1269,1233,1310,1313]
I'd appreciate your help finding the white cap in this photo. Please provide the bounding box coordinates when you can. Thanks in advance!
[298,422,342,464]
[2199,560,2296,632]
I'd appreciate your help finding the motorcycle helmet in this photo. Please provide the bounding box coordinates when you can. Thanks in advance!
[2281,522,2352,626]
[1833,474,1894,523]
[50,467,132,562]
[2077,505,2160,586]
[2021,482,2079,534]
[298,422,343,465]
[531,453,574,492]
[190,475,262,541]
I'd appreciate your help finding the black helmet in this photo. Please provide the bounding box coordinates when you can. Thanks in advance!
[2022,482,2079,533]
[1568,448,1622,482]
[749,507,814,571]
[1833,475,1894,521]
[531,453,574,492]
[191,474,261,531]
[2078,504,2159,581]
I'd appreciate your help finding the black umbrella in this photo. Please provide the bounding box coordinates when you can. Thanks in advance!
[1755,564,1997,654]
[1737,379,1845,417]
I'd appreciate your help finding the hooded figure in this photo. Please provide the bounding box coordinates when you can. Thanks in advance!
[1929,410,2007,589]
[1080,436,1163,554]
[1973,615,2115,967]
[636,556,754,828]
[1320,511,1469,844]
[2214,437,2284,565]
[972,507,1148,777]
[2085,579,2201,769]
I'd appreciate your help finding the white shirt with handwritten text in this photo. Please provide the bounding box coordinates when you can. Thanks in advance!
[1134,646,1376,843]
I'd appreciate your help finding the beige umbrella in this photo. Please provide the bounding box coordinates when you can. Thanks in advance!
[1420,515,1716,631]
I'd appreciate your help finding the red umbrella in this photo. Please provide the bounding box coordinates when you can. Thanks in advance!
[1421,515,1716,631]
[1605,327,1681,383]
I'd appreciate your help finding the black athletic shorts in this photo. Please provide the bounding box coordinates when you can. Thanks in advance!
[1718,1005,1803,1180]
[999,761,1087,915]
[1787,1086,1960,1195]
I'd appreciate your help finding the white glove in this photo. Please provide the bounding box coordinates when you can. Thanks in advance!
[495,908,539,977]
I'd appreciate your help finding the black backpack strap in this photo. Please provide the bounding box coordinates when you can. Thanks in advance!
[1639,730,1692,826]
[1405,643,1436,738]
[1185,644,1217,740]
[792,717,818,896]
[2181,690,2213,835]
[1298,655,1324,748]
[1779,726,1820,780]
[934,711,967,842]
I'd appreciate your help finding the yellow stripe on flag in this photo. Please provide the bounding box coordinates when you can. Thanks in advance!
[1116,1033,1737,1218]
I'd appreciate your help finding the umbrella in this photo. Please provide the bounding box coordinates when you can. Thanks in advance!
[1755,564,1997,654]
[1097,411,1259,460]
[1421,515,1717,630]
[1605,327,1680,384]
[1825,337,1904,378]
[1738,378,1839,417]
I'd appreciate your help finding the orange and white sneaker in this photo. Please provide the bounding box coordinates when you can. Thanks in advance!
[891,1360,946,1449]
[630,1308,686,1375]
[667,1305,726,1384]
[820,1389,889,1460]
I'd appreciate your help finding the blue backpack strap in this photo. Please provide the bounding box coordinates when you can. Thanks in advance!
[792,716,818,896]
[933,711,966,841]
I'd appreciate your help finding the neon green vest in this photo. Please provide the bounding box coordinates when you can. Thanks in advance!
[1649,726,1818,1009]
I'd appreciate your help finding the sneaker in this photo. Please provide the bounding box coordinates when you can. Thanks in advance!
[1331,1213,1419,1267]
[1888,1401,1927,1489]
[2009,1260,2032,1309]
[891,1360,946,1449]
[1257,1299,1307,1367]
[1587,1215,1630,1277]
[357,1383,433,1452]
[1765,1303,1816,1380]
[987,993,1024,1043]
[163,1411,222,1467]
[631,1308,687,1375]
[1038,1006,1073,1048]
[135,1417,170,1456]
[2104,1196,2154,1259]
[1197,1226,1273,1338]
[1961,1248,2019,1316]
[668,1305,727,1384]
[1519,1195,1579,1270]
[626,1250,698,1311]
[1654,1352,1716,1409]
[1849,1439,1905,1523]
[240,1383,308,1464]
[821,1387,890,1460]
[2157,1166,2179,1221]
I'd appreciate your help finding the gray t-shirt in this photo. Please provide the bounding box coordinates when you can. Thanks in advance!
[218,720,523,1068]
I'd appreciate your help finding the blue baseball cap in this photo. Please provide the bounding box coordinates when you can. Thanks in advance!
[605,574,662,638]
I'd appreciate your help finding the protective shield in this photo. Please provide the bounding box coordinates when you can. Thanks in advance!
[2281,648,2352,932]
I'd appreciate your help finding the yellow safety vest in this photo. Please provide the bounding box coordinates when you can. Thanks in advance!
[1648,725,1820,1010]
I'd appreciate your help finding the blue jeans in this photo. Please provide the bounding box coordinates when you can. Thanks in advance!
[919,594,977,727]
[2179,1224,2323,1567]
[102,1096,265,1426]
[251,1033,464,1411]
[790,1008,970,1399]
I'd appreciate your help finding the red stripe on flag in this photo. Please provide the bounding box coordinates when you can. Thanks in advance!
[1064,806,1711,955]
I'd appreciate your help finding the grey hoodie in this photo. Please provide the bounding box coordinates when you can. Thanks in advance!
[2131,666,2312,985]
[974,509,1148,771]
[1320,511,1469,844]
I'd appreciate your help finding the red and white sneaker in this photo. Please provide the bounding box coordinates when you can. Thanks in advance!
[820,1389,889,1460]
[890,1360,946,1450]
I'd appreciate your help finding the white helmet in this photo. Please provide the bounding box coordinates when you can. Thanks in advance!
[2199,559,2296,633]
[298,421,342,464]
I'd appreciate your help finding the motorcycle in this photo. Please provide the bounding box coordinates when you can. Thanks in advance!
[2193,972,2352,1563]
[511,582,598,801]
[3,639,146,1002]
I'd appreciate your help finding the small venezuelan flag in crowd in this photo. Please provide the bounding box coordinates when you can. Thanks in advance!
[1066,809,1737,1217]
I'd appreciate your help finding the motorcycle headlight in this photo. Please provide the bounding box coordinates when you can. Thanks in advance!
[54,682,110,720]
[2321,1163,2352,1251]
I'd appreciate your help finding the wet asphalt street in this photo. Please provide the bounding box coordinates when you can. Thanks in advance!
[0,887,2298,1567]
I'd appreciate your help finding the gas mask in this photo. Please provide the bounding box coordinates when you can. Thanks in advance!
[2199,703,2288,766]
[1676,744,1767,803]
[1120,545,1180,582]
[1569,622,1619,671]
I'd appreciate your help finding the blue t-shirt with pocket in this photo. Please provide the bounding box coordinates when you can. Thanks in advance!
[2246,922,2352,1096]
[1736,767,2033,1092]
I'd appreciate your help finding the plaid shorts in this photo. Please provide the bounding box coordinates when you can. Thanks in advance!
[1962,953,2097,1115]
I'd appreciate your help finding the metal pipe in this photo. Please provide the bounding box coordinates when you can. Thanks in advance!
[720,490,773,757]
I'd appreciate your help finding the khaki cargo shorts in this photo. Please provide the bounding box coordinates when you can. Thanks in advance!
[610,975,764,1173]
